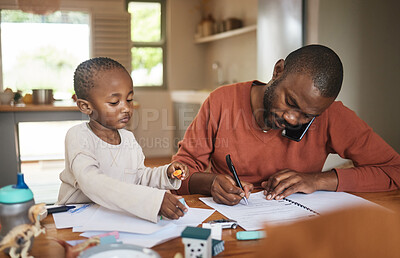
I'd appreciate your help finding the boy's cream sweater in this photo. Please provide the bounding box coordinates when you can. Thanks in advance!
[58,123,180,223]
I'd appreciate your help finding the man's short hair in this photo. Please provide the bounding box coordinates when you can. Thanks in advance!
[74,57,127,100]
[284,44,343,98]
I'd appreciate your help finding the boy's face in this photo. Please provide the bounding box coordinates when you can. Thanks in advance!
[88,68,134,130]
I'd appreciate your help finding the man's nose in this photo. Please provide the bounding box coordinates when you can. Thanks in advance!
[283,110,301,127]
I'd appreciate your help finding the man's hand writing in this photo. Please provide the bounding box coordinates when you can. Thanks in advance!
[211,174,253,205]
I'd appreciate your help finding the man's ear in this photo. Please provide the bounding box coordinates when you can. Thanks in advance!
[272,59,285,80]
[76,99,92,115]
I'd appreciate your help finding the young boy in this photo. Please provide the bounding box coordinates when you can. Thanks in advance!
[57,57,188,223]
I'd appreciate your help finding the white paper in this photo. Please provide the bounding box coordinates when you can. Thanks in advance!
[76,205,173,234]
[53,204,98,229]
[200,191,380,230]
[171,207,215,226]
[79,207,215,248]
[284,191,382,214]
[81,225,182,248]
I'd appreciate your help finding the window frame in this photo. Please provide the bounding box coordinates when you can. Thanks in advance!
[127,0,167,89]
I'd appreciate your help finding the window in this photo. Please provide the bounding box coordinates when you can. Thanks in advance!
[127,0,166,88]
[0,10,90,99]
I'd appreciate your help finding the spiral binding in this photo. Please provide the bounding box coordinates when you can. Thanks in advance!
[283,197,320,215]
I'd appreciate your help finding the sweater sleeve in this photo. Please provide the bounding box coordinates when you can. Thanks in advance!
[134,143,181,190]
[70,153,165,223]
[172,96,219,194]
[327,102,400,192]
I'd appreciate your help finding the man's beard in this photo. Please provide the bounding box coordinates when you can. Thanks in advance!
[262,79,290,130]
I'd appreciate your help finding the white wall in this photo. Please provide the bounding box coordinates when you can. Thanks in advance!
[128,90,175,157]
[167,0,257,92]
[168,0,205,91]
[316,0,400,153]
[204,0,258,89]
[306,0,400,169]
[257,0,303,83]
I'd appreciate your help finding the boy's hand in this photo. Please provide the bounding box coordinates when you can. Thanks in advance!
[159,193,187,220]
[167,161,188,180]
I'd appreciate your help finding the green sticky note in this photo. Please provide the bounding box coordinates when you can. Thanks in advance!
[236,230,266,240]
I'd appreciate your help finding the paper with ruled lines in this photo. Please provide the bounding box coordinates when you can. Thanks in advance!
[200,191,380,230]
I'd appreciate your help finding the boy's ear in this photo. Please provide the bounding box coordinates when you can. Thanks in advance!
[76,99,92,115]
[272,59,285,80]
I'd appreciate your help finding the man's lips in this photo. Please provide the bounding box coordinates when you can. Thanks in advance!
[268,113,285,129]
[274,119,285,129]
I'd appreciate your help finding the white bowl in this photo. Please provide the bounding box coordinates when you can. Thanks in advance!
[79,243,160,258]
[0,92,14,105]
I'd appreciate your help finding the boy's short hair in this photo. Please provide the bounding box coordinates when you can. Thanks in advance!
[74,57,127,100]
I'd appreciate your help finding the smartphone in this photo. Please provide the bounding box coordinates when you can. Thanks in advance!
[282,117,315,142]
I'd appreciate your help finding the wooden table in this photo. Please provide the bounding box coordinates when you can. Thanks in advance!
[1,190,399,258]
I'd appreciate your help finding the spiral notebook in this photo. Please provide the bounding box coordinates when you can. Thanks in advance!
[199,191,381,230]
[282,197,320,215]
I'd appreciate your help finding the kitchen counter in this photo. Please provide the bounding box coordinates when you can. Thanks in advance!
[0,103,79,112]
[0,100,139,187]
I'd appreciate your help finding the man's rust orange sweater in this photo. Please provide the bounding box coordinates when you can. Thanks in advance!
[173,81,400,194]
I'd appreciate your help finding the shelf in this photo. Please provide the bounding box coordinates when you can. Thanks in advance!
[194,24,257,44]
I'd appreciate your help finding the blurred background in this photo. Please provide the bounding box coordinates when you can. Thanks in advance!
[0,0,399,203]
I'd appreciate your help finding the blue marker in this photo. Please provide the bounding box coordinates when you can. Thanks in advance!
[69,204,91,214]
[179,198,188,214]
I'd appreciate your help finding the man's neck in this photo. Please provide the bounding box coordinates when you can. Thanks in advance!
[250,81,271,131]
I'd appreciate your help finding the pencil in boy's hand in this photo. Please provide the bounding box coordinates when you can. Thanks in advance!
[168,161,188,180]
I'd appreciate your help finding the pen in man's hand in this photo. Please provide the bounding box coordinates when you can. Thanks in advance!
[47,205,76,214]
[225,154,249,205]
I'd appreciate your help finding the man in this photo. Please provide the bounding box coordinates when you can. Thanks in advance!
[172,44,400,205]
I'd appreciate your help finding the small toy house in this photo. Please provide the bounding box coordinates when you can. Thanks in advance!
[181,226,211,258]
